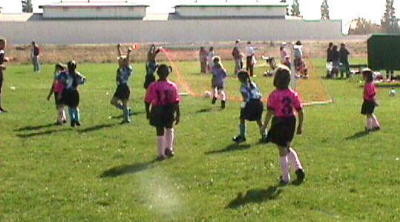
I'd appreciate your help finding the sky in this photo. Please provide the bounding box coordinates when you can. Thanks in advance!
[1,0,399,29]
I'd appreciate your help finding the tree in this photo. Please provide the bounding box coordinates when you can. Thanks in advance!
[21,0,33,13]
[381,0,399,33]
[348,18,381,35]
[321,0,330,20]
[291,0,301,17]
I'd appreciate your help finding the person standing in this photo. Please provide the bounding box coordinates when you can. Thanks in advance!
[232,40,242,74]
[246,41,256,77]
[31,41,41,72]
[0,38,9,113]
[199,47,208,74]
[339,43,350,78]
[144,44,161,89]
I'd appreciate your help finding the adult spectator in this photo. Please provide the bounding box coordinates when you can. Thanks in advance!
[31,41,41,72]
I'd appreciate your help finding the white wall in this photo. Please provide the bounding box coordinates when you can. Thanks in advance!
[42,6,147,19]
[0,19,343,45]
[176,6,286,18]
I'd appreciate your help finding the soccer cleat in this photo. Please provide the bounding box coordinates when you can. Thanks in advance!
[372,126,381,131]
[0,107,7,113]
[75,121,81,126]
[165,148,175,158]
[221,100,226,109]
[294,169,305,185]
[211,97,217,104]
[278,176,289,186]
[232,135,246,144]
[71,121,76,127]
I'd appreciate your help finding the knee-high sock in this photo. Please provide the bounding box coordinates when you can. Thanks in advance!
[288,148,303,170]
[239,123,246,138]
[62,109,67,121]
[219,90,226,101]
[371,114,380,128]
[57,107,64,122]
[74,108,80,122]
[157,135,166,157]
[68,108,75,122]
[165,128,175,151]
[280,155,290,182]
[123,106,130,121]
[367,117,373,129]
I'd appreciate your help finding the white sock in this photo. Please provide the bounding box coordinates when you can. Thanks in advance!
[280,155,290,183]
[157,136,166,157]
[371,115,381,128]
[165,128,175,151]
[367,118,373,129]
[288,148,303,170]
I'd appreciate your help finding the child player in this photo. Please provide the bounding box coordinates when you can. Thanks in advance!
[211,56,227,109]
[233,70,266,143]
[58,61,86,127]
[145,64,180,160]
[47,63,67,124]
[111,44,133,123]
[144,44,161,89]
[0,38,9,113]
[262,66,305,185]
[361,69,381,132]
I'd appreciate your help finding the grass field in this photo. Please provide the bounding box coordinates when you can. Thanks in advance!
[1,58,400,221]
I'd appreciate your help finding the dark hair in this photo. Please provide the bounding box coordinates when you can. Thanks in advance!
[362,69,374,83]
[332,45,338,51]
[67,60,78,88]
[55,63,66,71]
[340,43,345,47]
[295,40,302,45]
[213,56,220,64]
[329,42,333,47]
[247,41,251,44]
[209,47,214,51]
[157,64,172,79]
[274,66,291,89]
[235,40,240,44]
[237,70,255,89]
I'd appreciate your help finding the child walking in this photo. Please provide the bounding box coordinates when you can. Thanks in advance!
[47,63,67,125]
[111,44,133,123]
[262,66,305,185]
[144,44,161,89]
[145,64,181,160]
[211,56,227,109]
[361,69,381,132]
[233,70,266,143]
[58,61,86,127]
[0,38,9,113]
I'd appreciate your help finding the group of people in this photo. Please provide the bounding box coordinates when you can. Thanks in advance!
[1,36,385,186]
[326,42,350,79]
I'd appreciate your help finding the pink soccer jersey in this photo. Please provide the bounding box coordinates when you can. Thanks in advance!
[145,80,180,106]
[267,89,303,117]
[363,82,376,101]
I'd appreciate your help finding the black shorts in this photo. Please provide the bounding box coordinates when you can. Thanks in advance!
[113,84,130,100]
[62,89,80,108]
[361,100,376,115]
[240,99,264,121]
[266,116,296,147]
[144,61,157,89]
[54,92,63,107]
[150,105,175,128]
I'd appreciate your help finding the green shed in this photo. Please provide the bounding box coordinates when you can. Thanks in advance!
[368,34,400,70]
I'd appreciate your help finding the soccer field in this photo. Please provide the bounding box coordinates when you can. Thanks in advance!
[0,60,399,221]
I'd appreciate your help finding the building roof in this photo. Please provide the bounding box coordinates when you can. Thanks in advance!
[39,2,149,9]
[175,2,288,8]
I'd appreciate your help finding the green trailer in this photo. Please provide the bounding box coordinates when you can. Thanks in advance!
[368,34,400,70]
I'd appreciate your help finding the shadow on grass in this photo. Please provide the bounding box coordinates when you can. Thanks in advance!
[111,111,145,119]
[226,186,282,209]
[205,143,251,155]
[100,158,158,178]
[78,123,119,133]
[196,108,213,113]
[16,128,72,138]
[15,123,56,132]
[345,131,369,140]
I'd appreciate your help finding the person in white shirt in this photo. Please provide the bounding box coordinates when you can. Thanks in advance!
[245,41,256,77]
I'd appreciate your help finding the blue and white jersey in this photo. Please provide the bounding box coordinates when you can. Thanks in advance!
[240,81,262,102]
[58,71,86,90]
[116,65,133,85]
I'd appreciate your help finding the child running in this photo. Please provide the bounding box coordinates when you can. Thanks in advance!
[211,56,227,109]
[111,44,133,123]
[144,44,161,89]
[0,38,9,113]
[361,69,381,132]
[47,63,67,125]
[262,66,305,185]
[145,64,180,160]
[58,61,86,127]
[233,70,266,143]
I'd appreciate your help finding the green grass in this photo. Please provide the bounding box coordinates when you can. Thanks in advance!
[0,59,399,221]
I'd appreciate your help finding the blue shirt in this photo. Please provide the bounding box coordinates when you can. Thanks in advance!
[57,71,86,90]
[240,81,262,102]
[117,65,133,85]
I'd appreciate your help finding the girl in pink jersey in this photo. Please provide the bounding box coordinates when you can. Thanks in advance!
[145,64,181,160]
[47,63,67,125]
[361,69,380,132]
[262,66,305,185]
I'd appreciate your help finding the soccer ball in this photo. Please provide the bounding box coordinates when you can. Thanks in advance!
[389,89,396,97]
[204,91,212,98]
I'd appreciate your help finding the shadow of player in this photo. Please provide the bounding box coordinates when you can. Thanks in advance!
[226,185,282,209]
[345,130,369,140]
[100,158,159,178]
[205,143,251,155]
[14,123,56,132]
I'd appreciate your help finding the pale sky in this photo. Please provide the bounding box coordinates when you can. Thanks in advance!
[1,0,398,28]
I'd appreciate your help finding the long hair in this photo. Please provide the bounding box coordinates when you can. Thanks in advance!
[237,70,254,89]
[362,69,373,83]
[157,64,172,80]
[67,60,78,88]
[274,66,291,90]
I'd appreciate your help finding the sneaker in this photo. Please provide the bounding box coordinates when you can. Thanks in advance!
[372,126,381,131]
[221,101,226,109]
[71,121,76,127]
[0,107,7,113]
[293,169,305,185]
[165,148,175,158]
[121,119,131,124]
[75,121,81,126]
[232,135,246,144]
[211,97,217,104]
[62,119,67,124]
[279,177,289,186]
